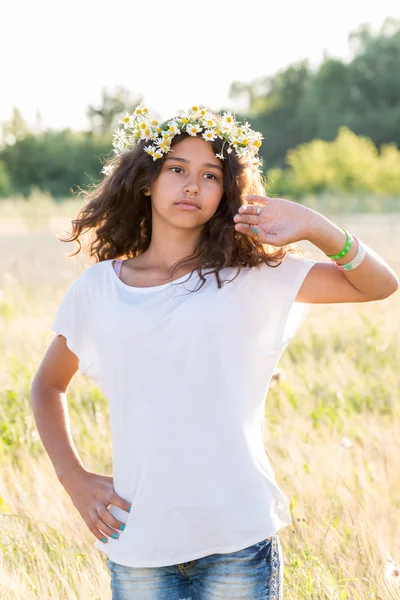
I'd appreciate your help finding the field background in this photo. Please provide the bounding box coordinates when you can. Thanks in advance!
[0,196,399,599]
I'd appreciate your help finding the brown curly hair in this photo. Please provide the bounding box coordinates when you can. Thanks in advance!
[61,123,296,290]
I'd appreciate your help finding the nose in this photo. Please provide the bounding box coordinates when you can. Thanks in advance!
[183,180,199,197]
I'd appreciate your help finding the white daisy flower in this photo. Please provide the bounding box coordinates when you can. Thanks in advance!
[161,131,173,141]
[202,129,217,141]
[203,117,216,128]
[221,123,234,134]
[250,157,261,168]
[143,145,155,156]
[140,127,152,139]
[167,120,180,135]
[188,105,200,117]
[222,111,234,127]
[234,126,244,136]
[251,131,263,148]
[186,123,202,136]
[158,141,171,153]
[215,152,225,160]
[134,104,148,116]
[122,113,135,127]
[113,128,126,141]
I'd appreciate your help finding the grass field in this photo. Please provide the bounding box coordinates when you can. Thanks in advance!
[0,196,399,599]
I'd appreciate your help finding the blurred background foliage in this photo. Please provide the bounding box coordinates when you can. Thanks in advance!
[1,19,400,202]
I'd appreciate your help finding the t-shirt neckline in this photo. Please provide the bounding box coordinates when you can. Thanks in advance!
[108,259,199,292]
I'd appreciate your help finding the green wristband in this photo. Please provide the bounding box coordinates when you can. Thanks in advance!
[326,229,353,260]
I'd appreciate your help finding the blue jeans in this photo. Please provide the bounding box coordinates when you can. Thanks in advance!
[107,534,283,599]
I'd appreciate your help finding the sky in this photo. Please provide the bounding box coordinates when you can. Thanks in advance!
[1,0,399,132]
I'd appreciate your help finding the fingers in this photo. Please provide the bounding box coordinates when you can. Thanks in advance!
[234,222,259,236]
[234,212,260,225]
[85,510,113,544]
[90,493,132,544]
[109,492,132,516]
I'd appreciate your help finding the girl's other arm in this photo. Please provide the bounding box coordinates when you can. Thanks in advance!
[30,335,85,484]
[30,336,131,543]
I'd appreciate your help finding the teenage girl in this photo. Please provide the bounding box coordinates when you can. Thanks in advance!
[30,105,398,600]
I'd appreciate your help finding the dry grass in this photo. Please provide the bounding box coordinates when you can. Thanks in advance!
[0,196,399,599]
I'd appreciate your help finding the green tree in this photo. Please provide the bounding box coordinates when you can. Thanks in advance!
[86,86,142,135]
[1,107,30,146]
[230,61,312,169]
[229,19,400,170]
[0,130,111,198]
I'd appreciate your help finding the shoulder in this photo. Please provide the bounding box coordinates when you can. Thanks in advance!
[254,253,316,282]
[65,260,111,294]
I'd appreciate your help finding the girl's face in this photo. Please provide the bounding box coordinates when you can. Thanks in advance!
[146,136,224,229]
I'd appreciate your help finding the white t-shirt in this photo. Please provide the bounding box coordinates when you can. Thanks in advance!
[51,254,316,568]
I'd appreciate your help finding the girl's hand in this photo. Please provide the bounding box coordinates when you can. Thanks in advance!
[59,468,132,544]
[233,194,316,246]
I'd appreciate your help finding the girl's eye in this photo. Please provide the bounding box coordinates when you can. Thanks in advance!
[169,167,218,180]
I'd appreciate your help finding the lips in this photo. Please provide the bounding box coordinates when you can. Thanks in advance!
[175,199,200,208]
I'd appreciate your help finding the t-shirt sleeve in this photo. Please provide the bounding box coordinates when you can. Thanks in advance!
[50,273,96,377]
[270,254,317,350]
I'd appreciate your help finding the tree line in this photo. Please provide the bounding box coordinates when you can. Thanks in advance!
[1,19,399,200]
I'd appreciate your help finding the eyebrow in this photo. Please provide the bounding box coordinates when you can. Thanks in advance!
[164,156,223,172]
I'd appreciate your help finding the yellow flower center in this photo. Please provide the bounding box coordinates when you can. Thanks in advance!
[215,128,221,135]
[181,117,189,124]
[124,116,130,123]
[241,139,249,145]
[192,106,199,111]
[226,116,232,123]
[135,131,141,138]
[151,120,159,126]
[140,122,147,129]
[253,140,261,148]
[144,128,150,136]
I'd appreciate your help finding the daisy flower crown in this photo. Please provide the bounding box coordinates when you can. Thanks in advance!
[103,104,263,175]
